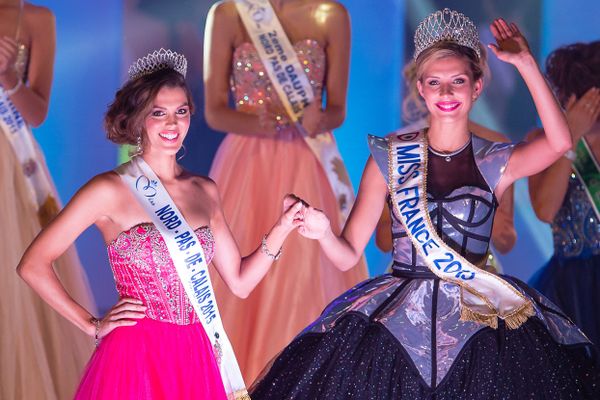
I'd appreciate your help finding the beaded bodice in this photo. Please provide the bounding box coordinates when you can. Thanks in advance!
[369,134,514,272]
[107,223,215,325]
[230,39,326,130]
[551,172,600,258]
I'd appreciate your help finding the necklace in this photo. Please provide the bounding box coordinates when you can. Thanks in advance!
[429,137,471,162]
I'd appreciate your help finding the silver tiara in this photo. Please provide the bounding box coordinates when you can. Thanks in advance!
[414,8,480,61]
[128,48,188,80]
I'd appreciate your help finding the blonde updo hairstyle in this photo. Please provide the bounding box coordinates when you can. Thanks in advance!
[105,68,195,146]
[402,42,489,122]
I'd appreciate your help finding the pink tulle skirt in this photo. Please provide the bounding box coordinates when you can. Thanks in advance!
[75,318,227,399]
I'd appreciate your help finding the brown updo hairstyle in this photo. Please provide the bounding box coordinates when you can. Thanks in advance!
[105,68,195,145]
[545,40,600,107]
[402,42,489,122]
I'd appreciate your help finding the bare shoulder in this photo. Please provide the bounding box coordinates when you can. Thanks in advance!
[23,3,55,41]
[206,1,241,44]
[24,3,55,23]
[314,0,348,15]
[208,0,239,22]
[316,0,349,42]
[82,171,128,199]
[319,0,349,25]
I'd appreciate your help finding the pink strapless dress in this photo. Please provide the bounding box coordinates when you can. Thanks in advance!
[74,224,227,400]
[209,39,368,384]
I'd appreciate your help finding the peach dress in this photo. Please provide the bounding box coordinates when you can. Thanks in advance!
[209,39,368,384]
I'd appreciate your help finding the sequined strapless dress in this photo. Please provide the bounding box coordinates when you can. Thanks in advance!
[208,39,368,384]
[250,136,599,399]
[531,170,600,346]
[74,224,227,399]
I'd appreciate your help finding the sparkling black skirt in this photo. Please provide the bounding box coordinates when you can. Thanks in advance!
[531,254,600,347]
[251,274,600,400]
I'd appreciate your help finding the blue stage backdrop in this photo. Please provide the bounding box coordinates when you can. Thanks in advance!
[35,0,599,313]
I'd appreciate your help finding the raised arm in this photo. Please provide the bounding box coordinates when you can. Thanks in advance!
[203,2,277,137]
[0,5,55,126]
[208,182,303,298]
[490,19,572,199]
[299,156,388,270]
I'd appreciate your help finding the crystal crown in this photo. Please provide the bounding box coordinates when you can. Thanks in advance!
[414,8,480,60]
[128,48,188,80]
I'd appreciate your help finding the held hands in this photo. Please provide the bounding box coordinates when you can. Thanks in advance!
[565,88,600,141]
[298,205,331,239]
[93,298,146,340]
[282,194,331,239]
[488,19,532,66]
[279,194,306,232]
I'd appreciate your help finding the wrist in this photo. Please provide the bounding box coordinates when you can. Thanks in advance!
[90,317,101,347]
[513,53,537,70]
[274,217,296,234]
[261,233,283,261]
[84,317,98,337]
[317,225,335,242]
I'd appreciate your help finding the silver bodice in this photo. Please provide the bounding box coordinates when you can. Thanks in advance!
[369,134,513,272]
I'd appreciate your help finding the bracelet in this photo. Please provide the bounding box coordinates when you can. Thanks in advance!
[261,234,282,260]
[3,79,22,97]
[91,317,101,348]
[564,149,576,162]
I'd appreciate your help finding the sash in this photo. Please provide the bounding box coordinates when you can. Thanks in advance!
[572,137,600,219]
[387,131,534,329]
[0,88,58,227]
[234,0,355,224]
[117,157,250,400]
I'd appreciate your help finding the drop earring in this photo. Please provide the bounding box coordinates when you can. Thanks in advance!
[135,134,143,156]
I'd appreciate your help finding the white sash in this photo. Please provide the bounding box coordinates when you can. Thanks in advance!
[0,88,58,226]
[117,156,250,400]
[234,0,355,224]
[388,131,534,329]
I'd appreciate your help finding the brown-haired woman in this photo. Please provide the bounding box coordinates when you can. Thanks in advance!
[17,52,304,399]
[529,40,600,346]
[250,11,599,399]
[0,1,95,399]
